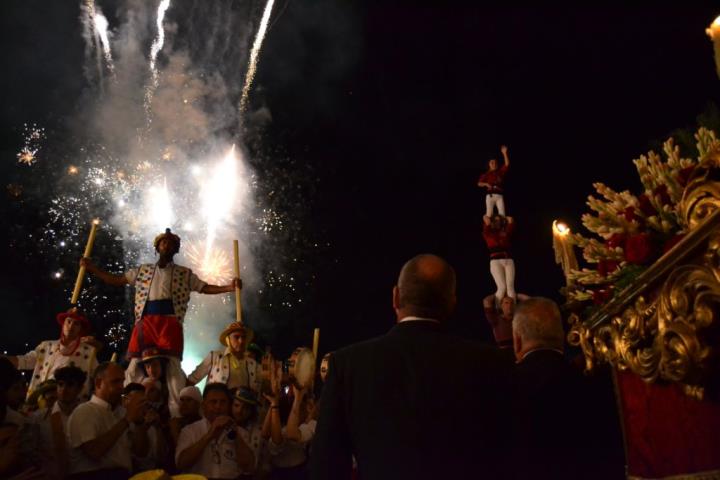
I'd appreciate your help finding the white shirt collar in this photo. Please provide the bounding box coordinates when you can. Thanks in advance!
[399,316,440,323]
[520,348,564,361]
[90,394,113,411]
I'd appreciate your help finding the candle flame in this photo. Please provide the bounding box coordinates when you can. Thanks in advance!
[553,220,570,236]
[92,218,101,225]
[68,165,79,175]
[706,15,720,37]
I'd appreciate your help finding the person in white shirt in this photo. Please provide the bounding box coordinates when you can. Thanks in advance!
[187,321,262,392]
[66,362,149,480]
[175,383,255,479]
[2,308,99,400]
[80,229,239,416]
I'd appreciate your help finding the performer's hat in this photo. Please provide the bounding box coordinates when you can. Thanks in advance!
[219,321,254,347]
[153,228,181,254]
[234,386,260,406]
[139,346,167,363]
[56,308,91,336]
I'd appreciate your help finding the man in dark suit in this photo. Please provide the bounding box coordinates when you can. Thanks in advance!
[510,297,624,479]
[311,254,512,480]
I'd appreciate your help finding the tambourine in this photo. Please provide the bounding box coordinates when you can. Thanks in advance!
[287,347,316,389]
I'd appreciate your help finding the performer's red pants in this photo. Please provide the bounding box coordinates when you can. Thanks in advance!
[127,314,183,358]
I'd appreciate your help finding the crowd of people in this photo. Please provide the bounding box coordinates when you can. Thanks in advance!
[0,170,625,478]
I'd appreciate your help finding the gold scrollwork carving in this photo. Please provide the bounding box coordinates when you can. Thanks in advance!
[568,176,720,399]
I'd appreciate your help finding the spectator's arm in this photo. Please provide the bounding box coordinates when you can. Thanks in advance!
[285,388,306,442]
[501,145,509,166]
[309,355,352,480]
[78,418,130,460]
[175,428,213,471]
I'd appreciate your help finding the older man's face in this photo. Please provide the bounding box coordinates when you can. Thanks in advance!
[96,364,125,407]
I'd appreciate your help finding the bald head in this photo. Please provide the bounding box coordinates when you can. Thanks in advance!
[394,254,456,321]
[512,297,565,361]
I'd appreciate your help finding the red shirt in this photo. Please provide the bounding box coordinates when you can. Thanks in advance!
[483,222,514,257]
[478,164,508,193]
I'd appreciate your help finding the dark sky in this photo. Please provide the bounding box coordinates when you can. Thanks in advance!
[2,3,719,357]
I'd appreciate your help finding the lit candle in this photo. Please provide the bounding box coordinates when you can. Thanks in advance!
[706,16,720,79]
[233,239,242,323]
[71,219,100,305]
[552,220,578,285]
[313,328,320,360]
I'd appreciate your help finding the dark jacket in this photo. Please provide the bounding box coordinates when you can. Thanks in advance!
[311,319,512,480]
[510,349,624,479]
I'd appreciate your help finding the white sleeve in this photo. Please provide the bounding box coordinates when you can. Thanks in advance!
[124,267,139,284]
[66,405,101,448]
[187,352,213,385]
[188,270,207,293]
[175,423,200,465]
[15,348,38,371]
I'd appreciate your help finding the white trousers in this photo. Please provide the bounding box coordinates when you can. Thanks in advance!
[486,193,506,217]
[490,258,516,303]
[125,356,186,418]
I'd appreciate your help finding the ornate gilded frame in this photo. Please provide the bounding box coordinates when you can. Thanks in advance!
[567,158,720,400]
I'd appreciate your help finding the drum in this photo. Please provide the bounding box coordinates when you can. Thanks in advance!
[287,347,316,388]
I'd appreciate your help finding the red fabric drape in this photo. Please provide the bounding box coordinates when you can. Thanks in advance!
[615,370,720,478]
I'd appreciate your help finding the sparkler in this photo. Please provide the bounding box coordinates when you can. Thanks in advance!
[145,0,172,119]
[239,0,276,116]
[93,10,116,77]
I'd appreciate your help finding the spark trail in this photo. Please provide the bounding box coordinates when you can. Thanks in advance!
[238,0,276,117]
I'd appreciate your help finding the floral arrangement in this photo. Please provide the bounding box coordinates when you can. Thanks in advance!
[567,128,719,308]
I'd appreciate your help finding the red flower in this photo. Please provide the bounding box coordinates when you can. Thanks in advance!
[653,184,671,206]
[624,233,656,264]
[606,233,626,249]
[638,194,656,216]
[622,206,637,222]
[597,259,620,276]
[592,288,612,305]
[662,233,685,254]
[677,166,695,187]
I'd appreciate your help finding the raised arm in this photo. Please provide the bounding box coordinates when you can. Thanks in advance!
[186,352,213,386]
[80,257,128,287]
[261,360,283,446]
[76,402,139,461]
[501,145,509,167]
[200,277,241,295]
[285,387,306,442]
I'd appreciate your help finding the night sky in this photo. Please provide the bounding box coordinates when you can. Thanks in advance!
[1,3,719,359]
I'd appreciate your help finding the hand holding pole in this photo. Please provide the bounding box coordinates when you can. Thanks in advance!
[71,219,100,305]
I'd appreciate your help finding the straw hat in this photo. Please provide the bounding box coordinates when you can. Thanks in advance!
[218,321,254,347]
